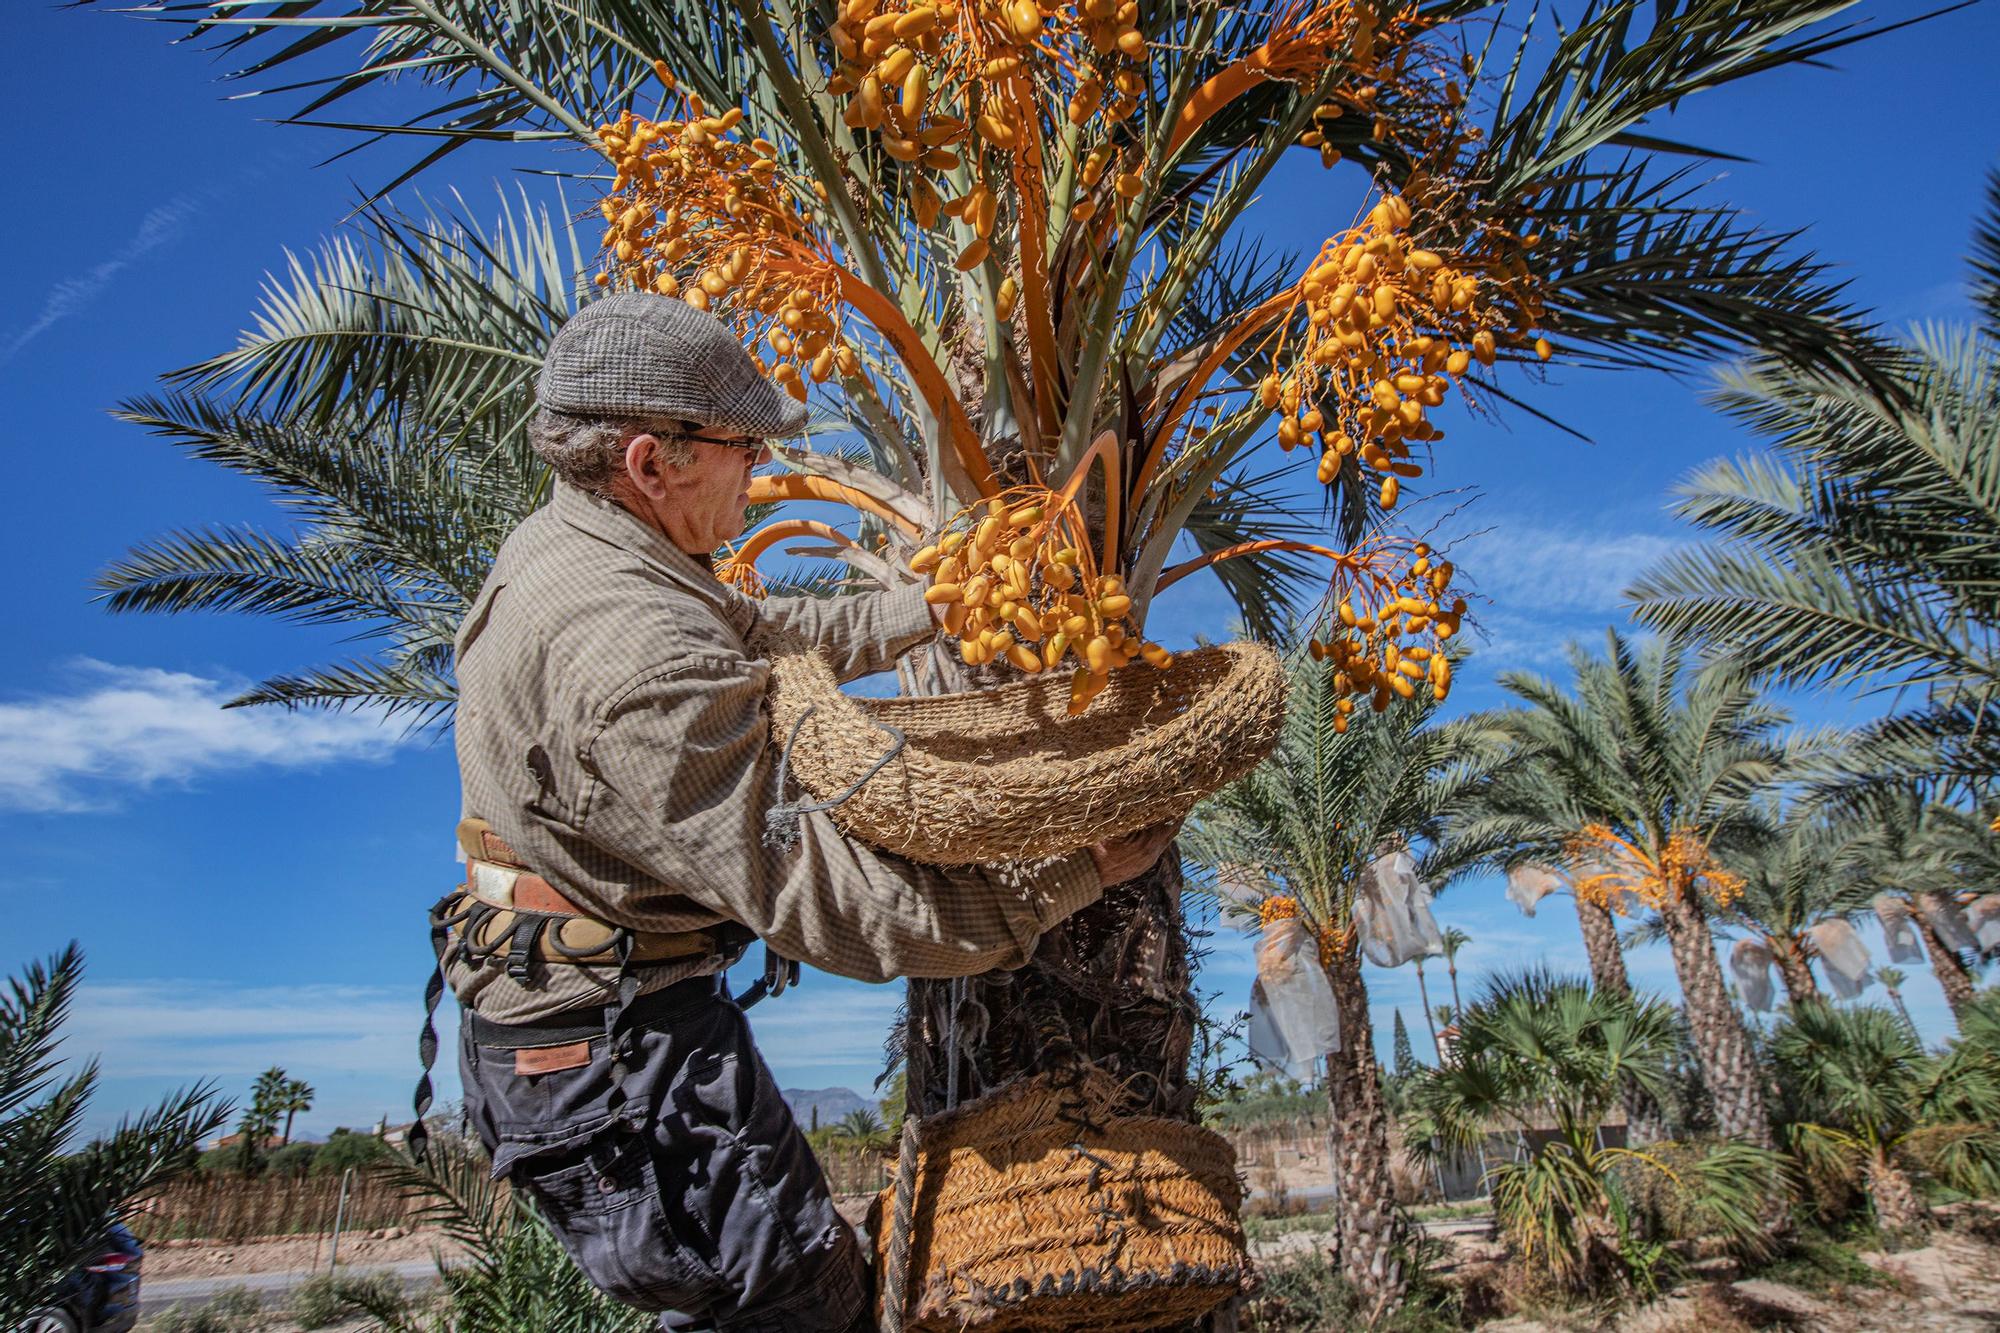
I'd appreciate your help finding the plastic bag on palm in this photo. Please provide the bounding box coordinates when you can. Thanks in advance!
[1354,846,1445,967]
[1248,917,1341,1079]
[1506,864,1563,918]
[1807,919,1872,1000]
[1924,895,1982,954]
[1731,938,1777,1013]
[1968,895,2000,956]
[1874,894,1926,964]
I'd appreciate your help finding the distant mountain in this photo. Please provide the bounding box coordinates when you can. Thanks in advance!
[782,1086,870,1128]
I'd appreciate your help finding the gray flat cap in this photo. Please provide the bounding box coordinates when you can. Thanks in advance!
[537,292,808,438]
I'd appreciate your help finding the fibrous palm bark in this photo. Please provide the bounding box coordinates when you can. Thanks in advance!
[1659,890,1773,1148]
[1912,893,1977,1021]
[1323,933,1407,1313]
[1771,936,1820,1007]
[903,854,1196,1120]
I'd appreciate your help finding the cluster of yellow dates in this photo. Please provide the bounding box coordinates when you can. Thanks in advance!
[824,0,1150,266]
[911,492,1171,714]
[1309,542,1460,727]
[593,73,851,401]
[1256,895,1351,967]
[1567,825,1745,913]
[1262,194,1550,512]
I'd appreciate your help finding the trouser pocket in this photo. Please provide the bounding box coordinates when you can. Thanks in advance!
[502,1124,719,1313]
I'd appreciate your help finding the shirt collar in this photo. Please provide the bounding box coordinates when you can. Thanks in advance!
[549,482,730,599]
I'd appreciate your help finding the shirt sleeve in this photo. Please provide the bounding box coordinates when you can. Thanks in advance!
[577,648,1101,983]
[750,583,935,684]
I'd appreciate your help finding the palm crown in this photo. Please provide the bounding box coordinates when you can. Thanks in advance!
[97,0,1892,722]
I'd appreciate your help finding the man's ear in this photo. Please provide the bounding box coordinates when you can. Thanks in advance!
[622,434,667,500]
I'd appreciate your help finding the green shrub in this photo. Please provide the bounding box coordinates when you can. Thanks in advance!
[1241,1248,1465,1333]
[291,1271,407,1329]
[313,1130,391,1176]
[153,1286,264,1333]
[266,1143,320,1177]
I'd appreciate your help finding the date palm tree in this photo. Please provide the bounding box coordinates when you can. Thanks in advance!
[1478,631,1794,1148]
[1842,790,1993,1026]
[1439,925,1470,1019]
[96,0,1898,1176]
[1630,173,2000,805]
[1184,640,1505,1309]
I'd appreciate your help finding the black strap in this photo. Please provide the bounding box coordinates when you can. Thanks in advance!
[734,944,803,1010]
[410,889,476,1165]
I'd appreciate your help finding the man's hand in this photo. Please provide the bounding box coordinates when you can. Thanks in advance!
[1088,819,1183,887]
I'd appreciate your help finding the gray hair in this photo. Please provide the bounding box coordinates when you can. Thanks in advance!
[527,407,696,499]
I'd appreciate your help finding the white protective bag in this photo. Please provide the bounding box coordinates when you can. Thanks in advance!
[1354,847,1446,968]
[1730,938,1777,1013]
[1925,896,1982,954]
[1874,894,1927,964]
[1248,916,1342,1079]
[1967,895,2000,955]
[1506,864,1564,918]
[1807,919,1872,1000]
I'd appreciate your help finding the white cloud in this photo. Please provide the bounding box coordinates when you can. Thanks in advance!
[0,661,407,812]
[1454,522,1676,616]
[68,976,455,1139]
[2,196,202,361]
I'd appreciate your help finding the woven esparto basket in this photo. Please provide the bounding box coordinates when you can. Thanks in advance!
[757,632,1286,865]
[868,1072,1248,1332]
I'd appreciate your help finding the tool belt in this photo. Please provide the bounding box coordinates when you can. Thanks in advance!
[435,818,723,981]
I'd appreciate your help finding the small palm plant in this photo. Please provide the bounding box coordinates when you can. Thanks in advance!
[833,1107,895,1152]
[1403,970,1781,1295]
[0,945,229,1329]
[1768,999,2000,1235]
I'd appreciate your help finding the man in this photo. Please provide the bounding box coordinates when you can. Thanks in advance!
[443,293,1174,1332]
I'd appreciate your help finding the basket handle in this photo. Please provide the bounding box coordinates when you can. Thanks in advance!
[763,704,908,853]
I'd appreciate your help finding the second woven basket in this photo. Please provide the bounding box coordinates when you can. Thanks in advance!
[869,1070,1248,1332]
[758,632,1286,866]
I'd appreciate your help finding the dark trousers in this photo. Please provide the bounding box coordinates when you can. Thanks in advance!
[459,978,872,1332]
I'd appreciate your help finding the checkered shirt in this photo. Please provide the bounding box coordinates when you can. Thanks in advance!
[447,483,1101,1022]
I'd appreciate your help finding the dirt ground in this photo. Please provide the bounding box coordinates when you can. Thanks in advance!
[143,1230,464,1282]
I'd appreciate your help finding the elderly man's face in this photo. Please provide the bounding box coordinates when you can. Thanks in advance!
[618,429,771,555]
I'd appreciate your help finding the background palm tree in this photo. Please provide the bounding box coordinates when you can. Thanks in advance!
[1439,926,1471,1020]
[96,0,1902,1138]
[1874,967,1920,1046]
[1413,957,1443,1063]
[1185,640,1503,1309]
[1,945,229,1329]
[276,1077,315,1148]
[1630,174,2000,807]
[1844,790,1988,1024]
[1479,632,1794,1148]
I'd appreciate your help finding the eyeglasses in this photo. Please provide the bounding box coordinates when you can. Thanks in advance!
[673,421,767,454]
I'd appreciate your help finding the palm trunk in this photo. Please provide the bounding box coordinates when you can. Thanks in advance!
[1573,897,1666,1145]
[903,850,1196,1122]
[1771,936,1819,1007]
[1447,959,1463,1021]
[1414,962,1442,1063]
[1574,897,1631,996]
[1912,893,1976,1022]
[1886,987,1920,1045]
[1658,889,1773,1148]
[1866,1151,1927,1234]
[1322,932,1408,1315]
[282,1110,297,1147]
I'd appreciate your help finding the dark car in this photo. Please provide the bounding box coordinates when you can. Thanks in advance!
[17,1224,143,1333]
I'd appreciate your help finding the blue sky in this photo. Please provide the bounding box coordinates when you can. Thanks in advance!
[6,2,1996,1139]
